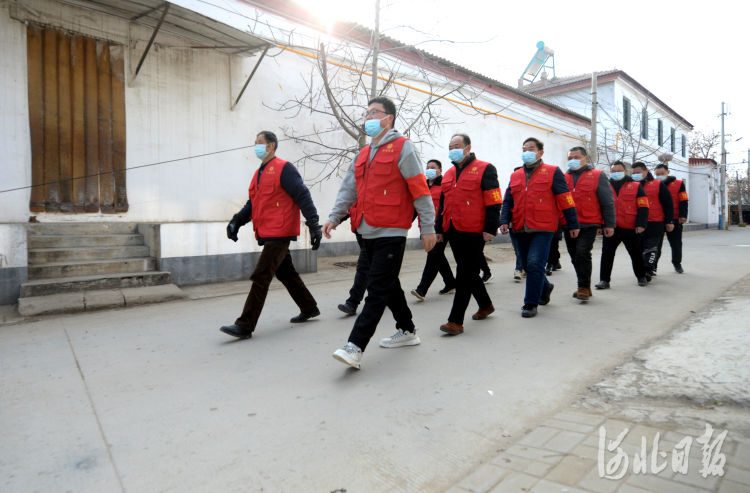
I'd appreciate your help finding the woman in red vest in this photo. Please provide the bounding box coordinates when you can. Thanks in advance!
[631,162,674,280]
[411,159,456,300]
[220,131,323,339]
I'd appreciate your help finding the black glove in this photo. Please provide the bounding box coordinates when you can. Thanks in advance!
[226,214,242,242]
[308,221,322,251]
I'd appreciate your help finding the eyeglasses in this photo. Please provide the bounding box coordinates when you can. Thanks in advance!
[364,109,388,119]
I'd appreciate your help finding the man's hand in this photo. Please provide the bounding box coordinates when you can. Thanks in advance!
[569,228,580,239]
[322,221,337,239]
[679,217,687,224]
[603,227,615,238]
[226,214,242,242]
[635,226,645,234]
[483,232,495,242]
[308,222,322,251]
[666,223,675,232]
[421,233,437,252]
[436,234,444,243]
[499,224,510,235]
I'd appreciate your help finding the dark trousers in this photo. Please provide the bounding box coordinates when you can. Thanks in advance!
[599,228,646,282]
[479,248,491,276]
[515,231,553,306]
[416,238,455,294]
[510,230,524,271]
[235,240,317,331]
[564,227,598,289]
[348,237,414,351]
[642,222,664,274]
[658,223,683,267]
[346,232,368,308]
[445,230,492,324]
[547,231,562,266]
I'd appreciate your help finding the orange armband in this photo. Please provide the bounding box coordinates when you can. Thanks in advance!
[555,192,575,210]
[637,196,650,208]
[678,191,689,201]
[406,174,430,200]
[483,188,503,206]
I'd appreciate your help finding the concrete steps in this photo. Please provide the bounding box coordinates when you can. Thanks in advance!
[18,222,183,316]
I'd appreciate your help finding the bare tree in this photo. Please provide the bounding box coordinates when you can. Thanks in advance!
[265,2,485,185]
[689,130,720,160]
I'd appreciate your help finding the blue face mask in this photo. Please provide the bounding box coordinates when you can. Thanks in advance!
[610,171,625,181]
[522,151,538,165]
[254,144,269,160]
[364,118,385,138]
[449,148,465,163]
[655,175,667,181]
[567,159,582,170]
[631,173,643,181]
[425,168,438,180]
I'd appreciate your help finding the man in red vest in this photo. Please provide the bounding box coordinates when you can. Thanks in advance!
[435,133,502,335]
[654,163,688,273]
[411,159,456,301]
[631,162,674,280]
[323,97,437,369]
[563,146,616,301]
[500,137,580,318]
[220,131,323,339]
[596,161,650,289]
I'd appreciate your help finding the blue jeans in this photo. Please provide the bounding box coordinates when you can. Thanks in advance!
[509,230,524,271]
[514,231,554,306]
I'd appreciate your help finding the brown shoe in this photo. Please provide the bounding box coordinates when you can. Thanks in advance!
[472,304,495,320]
[575,288,592,301]
[440,322,464,335]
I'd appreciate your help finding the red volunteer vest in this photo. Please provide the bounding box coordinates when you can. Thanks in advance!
[508,164,561,232]
[429,181,441,213]
[248,157,301,238]
[667,179,687,219]
[441,160,491,233]
[643,179,665,222]
[350,137,415,230]
[563,169,603,226]
[614,181,643,229]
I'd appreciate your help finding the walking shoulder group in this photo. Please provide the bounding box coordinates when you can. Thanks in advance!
[219,96,689,370]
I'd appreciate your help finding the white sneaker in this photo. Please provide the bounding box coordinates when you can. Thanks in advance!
[379,328,421,348]
[332,342,362,369]
[410,289,425,301]
[513,269,523,281]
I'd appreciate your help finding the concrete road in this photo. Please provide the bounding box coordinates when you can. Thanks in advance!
[2,228,749,493]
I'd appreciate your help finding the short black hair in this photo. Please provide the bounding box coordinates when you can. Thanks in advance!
[569,146,588,156]
[655,163,669,171]
[257,130,278,150]
[367,97,396,117]
[523,137,544,150]
[611,160,626,170]
[632,161,648,171]
[427,159,442,170]
[452,133,471,146]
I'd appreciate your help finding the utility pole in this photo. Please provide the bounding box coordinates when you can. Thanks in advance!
[720,102,727,229]
[370,0,380,99]
[737,170,744,226]
[590,72,598,167]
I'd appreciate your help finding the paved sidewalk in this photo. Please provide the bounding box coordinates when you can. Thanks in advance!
[446,274,750,493]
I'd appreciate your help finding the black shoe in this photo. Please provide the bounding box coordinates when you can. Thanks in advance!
[539,283,554,305]
[290,307,320,323]
[645,273,652,283]
[337,302,357,316]
[553,262,562,271]
[545,263,553,276]
[521,304,538,318]
[220,324,253,339]
[595,281,610,290]
[439,285,456,295]
[674,264,684,274]
[637,277,648,287]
